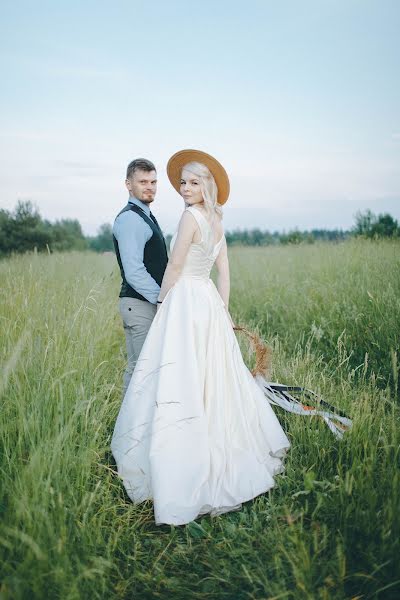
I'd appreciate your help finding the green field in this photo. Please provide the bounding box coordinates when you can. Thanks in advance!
[1,240,399,599]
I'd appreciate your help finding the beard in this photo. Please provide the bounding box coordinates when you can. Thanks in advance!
[140,194,155,204]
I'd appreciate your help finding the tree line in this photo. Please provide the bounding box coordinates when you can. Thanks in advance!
[0,200,398,257]
[0,201,114,255]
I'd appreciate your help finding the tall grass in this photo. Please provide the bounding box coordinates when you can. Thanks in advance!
[229,239,400,393]
[0,240,399,599]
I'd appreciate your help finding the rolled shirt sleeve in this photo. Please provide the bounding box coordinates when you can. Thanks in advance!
[113,210,161,304]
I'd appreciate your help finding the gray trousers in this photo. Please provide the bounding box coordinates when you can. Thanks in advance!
[119,297,157,398]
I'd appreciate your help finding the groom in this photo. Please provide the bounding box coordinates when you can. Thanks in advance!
[113,158,168,397]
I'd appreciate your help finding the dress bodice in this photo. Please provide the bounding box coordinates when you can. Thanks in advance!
[170,207,225,279]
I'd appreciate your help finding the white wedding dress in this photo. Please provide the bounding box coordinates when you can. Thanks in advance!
[111,207,290,525]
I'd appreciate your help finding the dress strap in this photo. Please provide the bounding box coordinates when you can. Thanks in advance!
[185,207,210,242]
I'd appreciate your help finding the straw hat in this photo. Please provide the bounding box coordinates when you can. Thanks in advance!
[167,149,230,205]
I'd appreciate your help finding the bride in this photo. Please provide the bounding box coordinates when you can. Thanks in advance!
[111,149,290,526]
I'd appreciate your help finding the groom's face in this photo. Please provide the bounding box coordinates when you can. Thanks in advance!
[126,169,157,204]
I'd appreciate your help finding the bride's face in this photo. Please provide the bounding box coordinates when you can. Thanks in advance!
[180,169,204,206]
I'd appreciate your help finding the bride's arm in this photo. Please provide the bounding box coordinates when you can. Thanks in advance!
[215,241,235,327]
[215,238,230,308]
[157,211,197,302]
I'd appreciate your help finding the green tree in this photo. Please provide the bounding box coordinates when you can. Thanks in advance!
[353,209,376,236]
[50,219,88,251]
[353,210,399,239]
[370,213,399,238]
[2,200,52,254]
[88,223,114,252]
[0,209,12,255]
[281,230,306,245]
[0,201,89,256]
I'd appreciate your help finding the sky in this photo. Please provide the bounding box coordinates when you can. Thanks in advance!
[0,0,399,235]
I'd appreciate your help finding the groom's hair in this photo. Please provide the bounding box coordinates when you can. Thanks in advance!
[126,158,156,179]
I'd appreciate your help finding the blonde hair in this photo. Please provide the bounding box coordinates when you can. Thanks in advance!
[181,161,223,219]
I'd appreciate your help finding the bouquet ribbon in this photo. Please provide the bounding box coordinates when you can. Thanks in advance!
[234,325,352,439]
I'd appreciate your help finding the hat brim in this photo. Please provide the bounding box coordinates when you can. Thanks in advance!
[167,149,230,205]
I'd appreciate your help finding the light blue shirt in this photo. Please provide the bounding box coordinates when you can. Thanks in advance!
[113,196,161,304]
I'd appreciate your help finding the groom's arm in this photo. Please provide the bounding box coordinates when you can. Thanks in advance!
[113,211,161,304]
